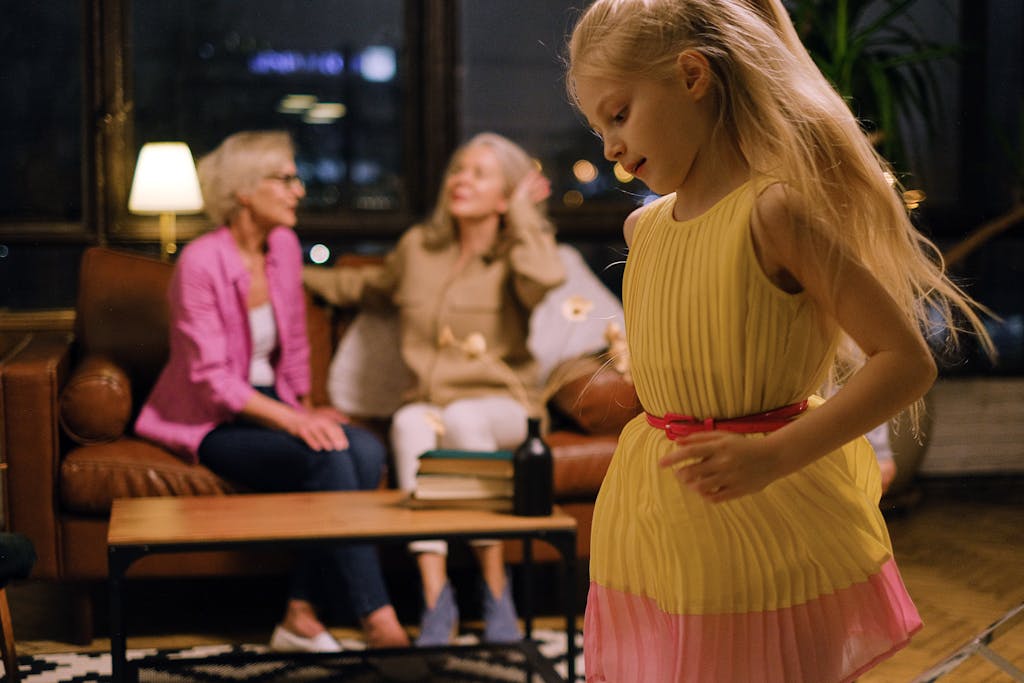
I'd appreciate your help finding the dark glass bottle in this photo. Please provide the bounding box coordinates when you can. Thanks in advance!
[513,417,553,516]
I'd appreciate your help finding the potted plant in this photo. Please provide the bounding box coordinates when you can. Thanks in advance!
[785,0,956,168]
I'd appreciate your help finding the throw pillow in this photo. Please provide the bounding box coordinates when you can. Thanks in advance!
[327,310,415,417]
[528,244,626,381]
[59,355,132,445]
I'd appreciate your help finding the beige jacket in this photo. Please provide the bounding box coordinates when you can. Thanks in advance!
[303,225,565,412]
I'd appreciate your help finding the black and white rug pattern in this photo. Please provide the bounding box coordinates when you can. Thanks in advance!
[13,630,585,682]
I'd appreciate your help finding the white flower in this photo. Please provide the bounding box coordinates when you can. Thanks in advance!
[561,294,594,322]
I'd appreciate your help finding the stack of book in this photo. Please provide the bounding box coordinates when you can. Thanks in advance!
[409,449,515,511]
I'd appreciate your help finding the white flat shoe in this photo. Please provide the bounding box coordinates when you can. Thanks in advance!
[269,624,343,653]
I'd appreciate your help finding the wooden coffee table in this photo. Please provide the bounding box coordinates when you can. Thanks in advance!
[108,489,578,682]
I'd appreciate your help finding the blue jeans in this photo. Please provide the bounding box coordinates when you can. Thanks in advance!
[198,393,391,620]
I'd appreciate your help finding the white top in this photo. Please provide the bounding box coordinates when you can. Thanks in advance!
[248,302,278,387]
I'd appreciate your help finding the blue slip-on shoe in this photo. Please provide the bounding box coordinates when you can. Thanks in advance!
[482,582,522,643]
[414,582,458,647]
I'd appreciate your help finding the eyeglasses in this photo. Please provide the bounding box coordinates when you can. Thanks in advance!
[265,173,304,188]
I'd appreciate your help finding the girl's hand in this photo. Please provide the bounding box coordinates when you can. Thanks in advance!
[659,432,783,503]
[288,410,349,452]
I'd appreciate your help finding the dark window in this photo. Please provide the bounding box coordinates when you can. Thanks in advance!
[0,2,82,224]
[133,1,406,217]
[0,2,84,312]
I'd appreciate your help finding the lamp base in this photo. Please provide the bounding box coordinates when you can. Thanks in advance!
[159,212,178,261]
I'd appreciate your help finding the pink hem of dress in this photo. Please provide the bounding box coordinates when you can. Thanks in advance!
[584,558,922,682]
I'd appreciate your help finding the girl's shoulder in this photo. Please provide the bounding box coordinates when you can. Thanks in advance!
[749,181,818,295]
[751,181,793,228]
[624,194,675,246]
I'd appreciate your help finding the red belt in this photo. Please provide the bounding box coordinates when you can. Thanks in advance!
[646,400,808,440]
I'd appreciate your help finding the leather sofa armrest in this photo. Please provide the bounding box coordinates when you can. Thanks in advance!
[1,332,74,578]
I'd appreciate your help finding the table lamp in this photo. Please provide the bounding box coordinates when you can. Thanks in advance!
[128,142,204,260]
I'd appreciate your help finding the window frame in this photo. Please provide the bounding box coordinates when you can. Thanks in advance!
[0,0,465,248]
[0,0,650,257]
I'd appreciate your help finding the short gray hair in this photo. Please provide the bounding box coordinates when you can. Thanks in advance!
[196,131,294,226]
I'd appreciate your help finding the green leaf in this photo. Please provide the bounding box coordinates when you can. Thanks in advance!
[783,0,959,168]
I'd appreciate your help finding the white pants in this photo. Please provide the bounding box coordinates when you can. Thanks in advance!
[391,396,528,555]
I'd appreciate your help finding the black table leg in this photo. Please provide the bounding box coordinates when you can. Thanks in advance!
[565,539,577,682]
[548,530,578,683]
[108,546,142,683]
[522,537,533,638]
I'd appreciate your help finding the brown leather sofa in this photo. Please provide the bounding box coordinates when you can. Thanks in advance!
[1,246,639,641]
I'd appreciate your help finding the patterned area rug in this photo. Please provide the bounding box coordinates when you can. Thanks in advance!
[14,630,584,682]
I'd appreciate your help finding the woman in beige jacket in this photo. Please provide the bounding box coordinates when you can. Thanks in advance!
[304,132,565,646]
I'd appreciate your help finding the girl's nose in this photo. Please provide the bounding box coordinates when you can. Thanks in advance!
[603,137,623,161]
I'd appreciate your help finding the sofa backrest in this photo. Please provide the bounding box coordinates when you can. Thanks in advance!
[75,247,174,411]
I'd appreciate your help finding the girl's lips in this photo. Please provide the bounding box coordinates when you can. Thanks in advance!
[632,159,647,176]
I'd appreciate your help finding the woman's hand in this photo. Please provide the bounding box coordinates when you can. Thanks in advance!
[310,405,350,425]
[241,391,349,452]
[287,409,350,452]
[513,169,551,206]
[659,432,784,503]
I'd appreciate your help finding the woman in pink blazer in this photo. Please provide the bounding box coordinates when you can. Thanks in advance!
[135,131,408,652]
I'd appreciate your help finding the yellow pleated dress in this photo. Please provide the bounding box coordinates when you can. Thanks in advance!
[583,183,921,682]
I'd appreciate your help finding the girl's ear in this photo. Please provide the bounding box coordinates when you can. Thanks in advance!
[676,49,711,100]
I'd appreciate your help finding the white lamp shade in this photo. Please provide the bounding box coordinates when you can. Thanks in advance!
[128,142,204,214]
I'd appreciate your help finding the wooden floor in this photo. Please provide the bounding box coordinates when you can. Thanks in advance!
[863,477,1024,682]
[8,476,1024,682]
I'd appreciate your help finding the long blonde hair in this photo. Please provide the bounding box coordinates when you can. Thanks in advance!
[567,0,992,413]
[420,132,555,252]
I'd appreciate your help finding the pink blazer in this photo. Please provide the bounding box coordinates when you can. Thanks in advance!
[134,226,311,463]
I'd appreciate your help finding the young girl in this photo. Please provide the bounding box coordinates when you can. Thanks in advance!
[566,1,991,681]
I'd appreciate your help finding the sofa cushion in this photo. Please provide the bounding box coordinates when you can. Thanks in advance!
[59,355,132,445]
[550,354,642,436]
[548,431,618,498]
[60,438,240,515]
